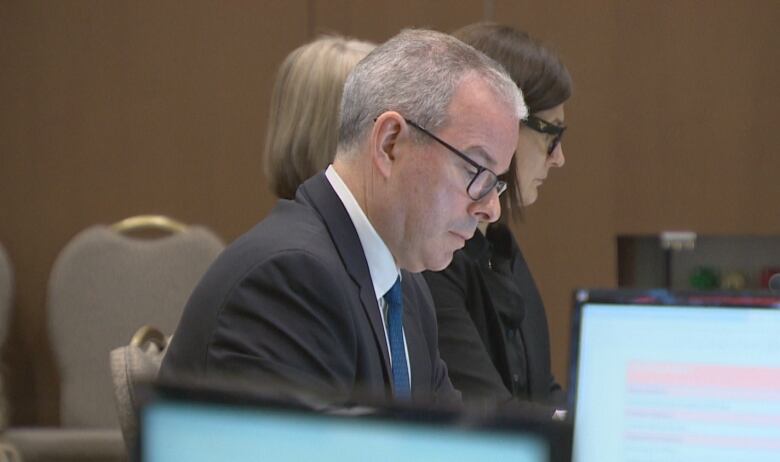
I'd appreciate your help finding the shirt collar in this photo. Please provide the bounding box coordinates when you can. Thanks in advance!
[325,165,400,299]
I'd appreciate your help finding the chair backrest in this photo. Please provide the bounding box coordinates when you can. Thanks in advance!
[0,442,21,462]
[0,243,12,346]
[110,325,168,453]
[0,243,12,431]
[48,221,224,427]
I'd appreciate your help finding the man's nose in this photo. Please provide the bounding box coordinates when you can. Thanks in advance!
[472,188,501,223]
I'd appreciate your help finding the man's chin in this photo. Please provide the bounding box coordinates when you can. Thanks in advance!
[423,253,456,273]
[399,248,457,273]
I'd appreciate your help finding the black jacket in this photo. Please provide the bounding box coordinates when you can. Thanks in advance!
[423,223,563,409]
[160,172,459,405]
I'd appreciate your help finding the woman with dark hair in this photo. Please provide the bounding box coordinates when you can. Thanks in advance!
[424,23,572,411]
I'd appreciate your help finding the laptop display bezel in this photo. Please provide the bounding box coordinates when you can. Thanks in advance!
[566,288,780,417]
[136,379,573,462]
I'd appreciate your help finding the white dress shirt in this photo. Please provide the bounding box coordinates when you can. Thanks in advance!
[325,165,411,387]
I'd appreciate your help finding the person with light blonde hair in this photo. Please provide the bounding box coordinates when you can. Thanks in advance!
[263,35,375,199]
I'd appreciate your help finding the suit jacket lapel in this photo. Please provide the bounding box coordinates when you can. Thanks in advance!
[401,276,429,400]
[298,173,394,385]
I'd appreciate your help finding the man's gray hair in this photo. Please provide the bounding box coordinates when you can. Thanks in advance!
[337,29,526,155]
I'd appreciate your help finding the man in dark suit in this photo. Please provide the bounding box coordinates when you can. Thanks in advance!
[160,28,526,404]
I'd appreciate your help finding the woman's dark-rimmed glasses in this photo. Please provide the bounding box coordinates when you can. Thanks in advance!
[523,115,566,155]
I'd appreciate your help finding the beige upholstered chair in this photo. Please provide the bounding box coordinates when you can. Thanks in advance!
[51,216,223,429]
[6,216,223,462]
[0,243,22,462]
[0,443,20,462]
[110,325,168,454]
[0,242,12,431]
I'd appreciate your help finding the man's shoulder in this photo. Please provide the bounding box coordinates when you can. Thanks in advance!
[252,199,330,247]
[224,199,341,273]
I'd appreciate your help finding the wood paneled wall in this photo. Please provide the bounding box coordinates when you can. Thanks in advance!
[496,0,780,393]
[1,0,778,424]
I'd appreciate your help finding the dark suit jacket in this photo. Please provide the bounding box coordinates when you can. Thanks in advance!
[160,172,459,405]
[423,224,563,410]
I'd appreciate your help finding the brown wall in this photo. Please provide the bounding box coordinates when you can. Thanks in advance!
[499,0,780,391]
[1,0,778,424]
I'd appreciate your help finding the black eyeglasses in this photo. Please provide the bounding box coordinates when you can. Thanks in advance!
[403,119,507,201]
[523,115,566,155]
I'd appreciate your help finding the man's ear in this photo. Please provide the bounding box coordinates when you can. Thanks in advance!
[370,112,405,179]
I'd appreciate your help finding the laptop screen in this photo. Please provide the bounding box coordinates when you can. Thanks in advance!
[569,290,780,462]
[140,384,568,462]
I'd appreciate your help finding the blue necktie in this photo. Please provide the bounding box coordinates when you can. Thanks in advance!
[384,277,410,399]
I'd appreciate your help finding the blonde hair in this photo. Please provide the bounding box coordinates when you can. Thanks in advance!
[263,35,376,199]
